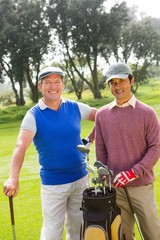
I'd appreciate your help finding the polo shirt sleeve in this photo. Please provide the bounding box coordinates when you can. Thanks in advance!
[20,110,36,133]
[77,102,92,119]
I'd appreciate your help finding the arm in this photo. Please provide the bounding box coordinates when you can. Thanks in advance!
[83,107,97,145]
[78,102,97,144]
[85,108,96,143]
[3,129,35,197]
[77,102,97,121]
[87,108,97,121]
[133,109,160,176]
[86,125,95,142]
[95,125,108,165]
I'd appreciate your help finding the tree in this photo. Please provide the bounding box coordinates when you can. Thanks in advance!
[121,18,160,92]
[47,0,130,98]
[63,58,84,100]
[0,0,51,105]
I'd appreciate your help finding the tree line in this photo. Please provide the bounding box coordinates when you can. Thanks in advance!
[0,0,160,105]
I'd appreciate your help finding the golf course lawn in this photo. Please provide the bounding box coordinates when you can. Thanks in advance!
[0,79,160,239]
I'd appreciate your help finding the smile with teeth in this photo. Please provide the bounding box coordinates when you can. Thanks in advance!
[115,90,123,94]
[49,91,58,93]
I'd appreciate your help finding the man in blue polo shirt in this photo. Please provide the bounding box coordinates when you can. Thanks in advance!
[3,66,96,240]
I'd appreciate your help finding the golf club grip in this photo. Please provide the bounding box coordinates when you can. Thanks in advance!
[9,196,15,225]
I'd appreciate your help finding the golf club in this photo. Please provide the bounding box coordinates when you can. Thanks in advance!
[94,160,106,169]
[97,165,113,192]
[87,165,98,194]
[103,166,113,192]
[124,186,144,240]
[77,144,90,162]
[94,161,113,172]
[98,166,110,175]
[97,167,110,194]
[9,196,17,240]
[87,164,97,181]
[77,144,90,154]
[101,175,107,195]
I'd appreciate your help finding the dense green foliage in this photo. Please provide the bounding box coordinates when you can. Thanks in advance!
[0,79,160,239]
[0,0,160,104]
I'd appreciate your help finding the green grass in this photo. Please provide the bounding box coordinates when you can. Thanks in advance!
[0,78,160,239]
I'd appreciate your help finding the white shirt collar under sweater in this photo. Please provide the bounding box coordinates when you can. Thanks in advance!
[38,98,66,110]
[109,95,136,110]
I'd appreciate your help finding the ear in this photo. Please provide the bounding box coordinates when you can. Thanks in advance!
[62,81,64,89]
[38,81,42,90]
[131,76,134,86]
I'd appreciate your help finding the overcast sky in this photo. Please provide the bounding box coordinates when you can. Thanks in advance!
[125,0,159,18]
[106,0,159,19]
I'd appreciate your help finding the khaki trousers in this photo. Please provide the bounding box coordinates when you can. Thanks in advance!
[115,184,160,240]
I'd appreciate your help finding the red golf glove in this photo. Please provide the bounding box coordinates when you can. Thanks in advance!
[113,169,137,188]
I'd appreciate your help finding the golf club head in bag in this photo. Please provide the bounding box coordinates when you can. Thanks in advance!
[94,161,114,192]
[97,167,113,193]
[94,160,106,169]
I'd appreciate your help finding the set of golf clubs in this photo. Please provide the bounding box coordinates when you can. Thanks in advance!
[86,161,113,196]
[77,144,113,196]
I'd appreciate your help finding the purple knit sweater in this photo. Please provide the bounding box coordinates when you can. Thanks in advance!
[95,100,160,187]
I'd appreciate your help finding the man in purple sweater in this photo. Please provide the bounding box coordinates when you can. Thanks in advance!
[95,62,160,240]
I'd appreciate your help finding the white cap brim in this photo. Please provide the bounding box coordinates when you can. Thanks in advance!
[38,67,64,80]
[39,71,63,80]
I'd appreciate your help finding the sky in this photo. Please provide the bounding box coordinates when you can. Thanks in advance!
[106,0,159,19]
[46,0,159,66]
[124,0,159,18]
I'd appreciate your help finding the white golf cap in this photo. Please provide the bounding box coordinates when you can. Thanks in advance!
[106,63,132,83]
[38,66,64,80]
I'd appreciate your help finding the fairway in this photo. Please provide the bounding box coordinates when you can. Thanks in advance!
[1,123,160,240]
[0,79,160,240]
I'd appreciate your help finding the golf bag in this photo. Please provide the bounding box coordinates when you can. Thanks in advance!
[80,186,124,240]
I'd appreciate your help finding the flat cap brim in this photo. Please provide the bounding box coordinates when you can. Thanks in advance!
[106,73,129,83]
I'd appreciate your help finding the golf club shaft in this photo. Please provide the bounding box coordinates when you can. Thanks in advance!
[101,177,106,194]
[124,186,144,240]
[9,196,17,240]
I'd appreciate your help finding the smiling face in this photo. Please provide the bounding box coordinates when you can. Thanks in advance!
[109,77,134,105]
[38,74,64,106]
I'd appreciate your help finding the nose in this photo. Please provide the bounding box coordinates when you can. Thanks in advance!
[50,82,57,88]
